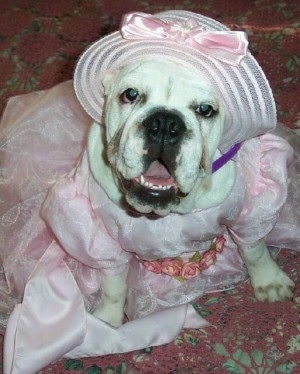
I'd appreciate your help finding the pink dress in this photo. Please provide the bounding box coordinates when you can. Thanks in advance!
[0,81,299,373]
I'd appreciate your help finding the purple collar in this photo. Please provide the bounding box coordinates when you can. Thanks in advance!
[212,143,242,173]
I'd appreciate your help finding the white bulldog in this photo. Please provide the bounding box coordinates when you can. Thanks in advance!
[2,11,300,372]
[88,59,295,327]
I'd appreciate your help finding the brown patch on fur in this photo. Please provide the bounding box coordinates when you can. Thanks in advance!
[256,284,294,301]
[107,127,123,164]
[166,77,174,101]
[200,136,210,173]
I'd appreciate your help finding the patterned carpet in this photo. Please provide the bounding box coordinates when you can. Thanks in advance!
[0,0,299,373]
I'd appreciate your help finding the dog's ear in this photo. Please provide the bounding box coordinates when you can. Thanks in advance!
[102,69,120,94]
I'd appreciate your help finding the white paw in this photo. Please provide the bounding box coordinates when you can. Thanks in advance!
[93,303,124,328]
[251,265,295,302]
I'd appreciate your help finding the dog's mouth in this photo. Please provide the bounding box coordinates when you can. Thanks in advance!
[121,160,183,211]
[133,160,177,192]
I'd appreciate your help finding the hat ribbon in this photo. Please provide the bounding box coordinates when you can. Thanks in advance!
[121,12,248,66]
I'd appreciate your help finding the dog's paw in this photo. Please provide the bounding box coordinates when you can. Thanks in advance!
[93,303,124,328]
[251,265,295,302]
[240,242,295,303]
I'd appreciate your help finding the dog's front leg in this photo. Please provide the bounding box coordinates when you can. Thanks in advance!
[93,268,128,327]
[239,241,295,302]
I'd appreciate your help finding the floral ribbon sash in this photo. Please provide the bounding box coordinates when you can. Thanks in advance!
[139,236,225,281]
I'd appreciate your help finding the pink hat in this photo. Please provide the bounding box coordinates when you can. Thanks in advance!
[74,10,276,152]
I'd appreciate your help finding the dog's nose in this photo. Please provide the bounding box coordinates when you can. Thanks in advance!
[143,111,186,146]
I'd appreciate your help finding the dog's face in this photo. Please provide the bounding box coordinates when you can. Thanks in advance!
[101,59,225,215]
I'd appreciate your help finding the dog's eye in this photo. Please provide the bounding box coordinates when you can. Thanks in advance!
[196,104,215,118]
[121,88,140,103]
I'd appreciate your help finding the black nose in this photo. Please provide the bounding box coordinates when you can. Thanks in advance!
[143,111,186,146]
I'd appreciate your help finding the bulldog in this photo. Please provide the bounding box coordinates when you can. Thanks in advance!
[1,11,299,371]
[88,58,295,327]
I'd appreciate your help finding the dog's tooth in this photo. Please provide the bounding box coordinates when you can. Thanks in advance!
[140,182,177,191]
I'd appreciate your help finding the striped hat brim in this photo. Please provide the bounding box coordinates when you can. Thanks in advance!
[74,10,276,152]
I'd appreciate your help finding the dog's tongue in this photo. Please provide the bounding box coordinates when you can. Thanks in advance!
[143,160,174,186]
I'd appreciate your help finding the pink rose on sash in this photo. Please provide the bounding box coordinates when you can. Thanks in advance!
[161,259,182,276]
[215,236,225,253]
[198,250,217,270]
[181,262,200,279]
[143,261,162,274]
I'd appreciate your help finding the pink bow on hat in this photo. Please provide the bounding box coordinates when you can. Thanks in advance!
[121,12,248,66]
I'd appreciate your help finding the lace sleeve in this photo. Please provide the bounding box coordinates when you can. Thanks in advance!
[41,154,131,274]
[228,133,294,249]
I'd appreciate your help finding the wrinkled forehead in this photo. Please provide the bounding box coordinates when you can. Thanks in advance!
[108,58,219,101]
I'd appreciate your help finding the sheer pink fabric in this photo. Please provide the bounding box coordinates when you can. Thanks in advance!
[0,81,299,373]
